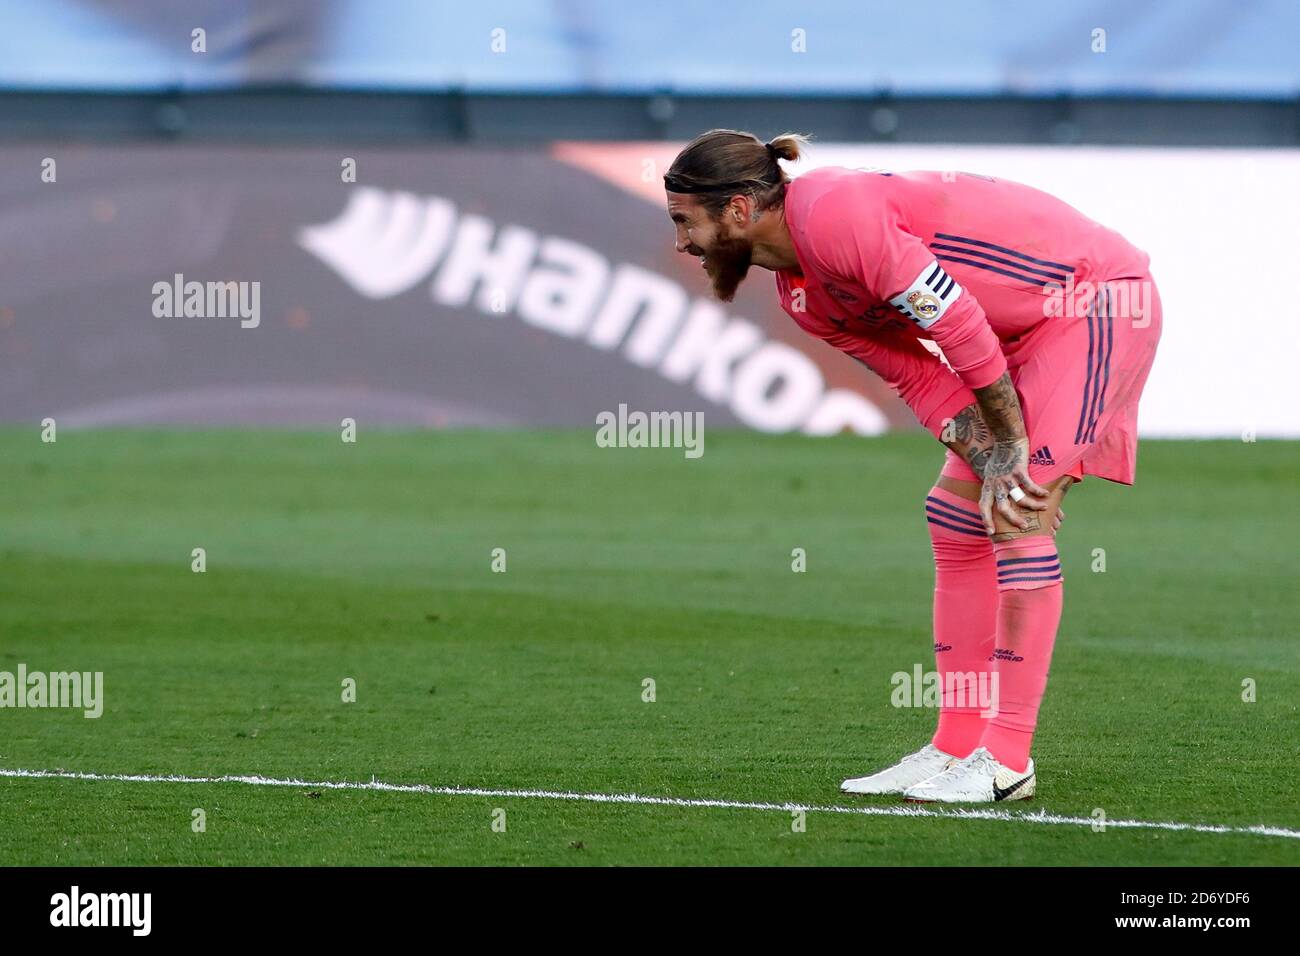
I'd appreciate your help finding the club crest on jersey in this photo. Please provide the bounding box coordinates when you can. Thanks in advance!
[889,261,961,329]
[907,291,941,320]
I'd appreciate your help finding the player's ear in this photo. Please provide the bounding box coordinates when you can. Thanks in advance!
[727,194,753,226]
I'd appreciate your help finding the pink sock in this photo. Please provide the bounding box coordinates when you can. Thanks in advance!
[979,536,1064,774]
[924,487,998,758]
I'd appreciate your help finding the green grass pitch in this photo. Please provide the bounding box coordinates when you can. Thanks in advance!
[0,427,1296,865]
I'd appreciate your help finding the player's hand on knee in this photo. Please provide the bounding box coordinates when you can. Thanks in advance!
[980,481,1030,534]
[978,438,1050,533]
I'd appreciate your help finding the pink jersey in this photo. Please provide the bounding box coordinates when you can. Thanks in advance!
[775,166,1150,437]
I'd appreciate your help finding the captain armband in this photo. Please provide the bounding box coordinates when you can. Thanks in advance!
[889,261,962,329]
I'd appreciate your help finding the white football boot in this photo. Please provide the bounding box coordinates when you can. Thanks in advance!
[840,743,958,795]
[901,746,1035,803]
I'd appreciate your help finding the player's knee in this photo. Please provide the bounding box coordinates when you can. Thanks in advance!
[993,537,1062,590]
[989,475,1073,543]
[924,487,988,558]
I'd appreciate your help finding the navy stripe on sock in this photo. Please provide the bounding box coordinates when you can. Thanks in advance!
[926,500,984,528]
[996,554,1059,567]
[998,572,1063,584]
[926,506,985,533]
[926,516,987,538]
[925,495,982,522]
[999,563,1061,578]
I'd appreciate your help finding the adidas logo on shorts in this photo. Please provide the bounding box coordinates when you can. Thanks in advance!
[1028,445,1056,466]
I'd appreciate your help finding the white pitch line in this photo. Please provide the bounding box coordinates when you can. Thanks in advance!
[3,767,1298,842]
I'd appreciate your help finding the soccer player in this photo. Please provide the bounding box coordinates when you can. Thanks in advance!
[664,130,1162,803]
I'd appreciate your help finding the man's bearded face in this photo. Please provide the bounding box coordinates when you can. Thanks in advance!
[668,196,755,302]
[695,216,754,302]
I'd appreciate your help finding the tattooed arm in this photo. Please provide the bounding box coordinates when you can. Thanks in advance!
[940,403,995,476]
[942,400,1066,536]
[971,372,1050,532]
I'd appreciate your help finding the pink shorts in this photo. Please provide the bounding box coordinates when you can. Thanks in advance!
[942,274,1163,487]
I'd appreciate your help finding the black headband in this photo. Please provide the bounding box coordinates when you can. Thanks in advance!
[662,175,770,195]
[664,142,782,194]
